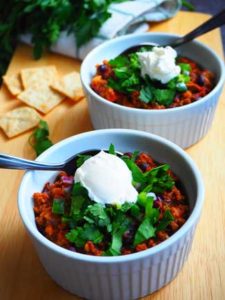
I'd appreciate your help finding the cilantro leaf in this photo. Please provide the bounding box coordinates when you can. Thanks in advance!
[107,231,123,256]
[121,73,140,89]
[134,218,156,246]
[70,195,86,221]
[109,55,129,68]
[137,192,159,222]
[178,63,191,73]
[85,203,110,227]
[122,157,145,183]
[143,164,175,193]
[139,86,153,103]
[66,223,103,248]
[157,210,174,232]
[108,53,142,93]
[108,143,116,155]
[181,0,195,11]
[52,198,64,215]
[76,154,92,168]
[153,88,176,106]
[29,120,53,157]
[70,183,91,221]
[0,1,128,79]
[114,66,129,79]
[107,212,132,256]
[129,53,141,70]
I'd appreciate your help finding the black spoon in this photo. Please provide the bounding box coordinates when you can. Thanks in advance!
[121,8,225,55]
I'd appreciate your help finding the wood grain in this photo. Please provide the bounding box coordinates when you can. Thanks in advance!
[0,11,224,300]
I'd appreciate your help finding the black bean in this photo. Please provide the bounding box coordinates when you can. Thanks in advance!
[197,74,205,86]
[138,162,149,172]
[98,64,107,74]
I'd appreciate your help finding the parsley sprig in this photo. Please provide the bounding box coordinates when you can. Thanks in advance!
[0,0,126,78]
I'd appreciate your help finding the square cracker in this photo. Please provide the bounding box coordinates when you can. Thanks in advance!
[51,71,84,102]
[21,66,58,89]
[3,73,23,96]
[0,107,40,138]
[17,86,64,114]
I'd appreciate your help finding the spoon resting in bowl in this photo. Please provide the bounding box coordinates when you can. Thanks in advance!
[0,150,121,175]
[121,8,225,55]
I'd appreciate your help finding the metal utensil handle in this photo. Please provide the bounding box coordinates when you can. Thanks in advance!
[0,154,63,170]
[170,9,225,48]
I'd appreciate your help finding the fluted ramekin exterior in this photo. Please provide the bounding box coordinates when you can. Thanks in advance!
[84,84,222,149]
[81,33,225,149]
[18,129,204,299]
[30,222,196,300]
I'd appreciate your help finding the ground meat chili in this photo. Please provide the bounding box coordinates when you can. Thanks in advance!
[90,51,215,109]
[33,150,190,256]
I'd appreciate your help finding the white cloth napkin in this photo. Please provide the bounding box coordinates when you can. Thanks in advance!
[20,0,181,60]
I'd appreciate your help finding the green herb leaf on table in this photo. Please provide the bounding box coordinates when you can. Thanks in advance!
[181,0,195,11]
[29,120,53,156]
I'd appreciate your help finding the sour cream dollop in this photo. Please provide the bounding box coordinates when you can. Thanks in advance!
[74,151,138,205]
[137,46,181,84]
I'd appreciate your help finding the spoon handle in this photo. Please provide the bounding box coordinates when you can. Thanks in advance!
[170,9,225,48]
[0,153,63,170]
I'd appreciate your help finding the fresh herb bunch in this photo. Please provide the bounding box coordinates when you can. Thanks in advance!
[107,48,191,107]
[52,146,176,256]
[0,0,126,77]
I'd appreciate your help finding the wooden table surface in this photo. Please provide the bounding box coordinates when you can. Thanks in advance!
[0,11,225,300]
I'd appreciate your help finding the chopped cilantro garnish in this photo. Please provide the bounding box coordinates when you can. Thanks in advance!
[139,86,153,103]
[52,198,64,215]
[109,55,129,68]
[107,212,132,256]
[123,157,175,193]
[157,210,174,232]
[76,154,92,168]
[134,218,155,246]
[108,143,116,155]
[105,49,193,107]
[29,120,53,157]
[66,223,104,248]
[85,203,110,227]
[53,145,185,256]
[122,156,146,183]
[152,88,176,106]
[179,63,191,73]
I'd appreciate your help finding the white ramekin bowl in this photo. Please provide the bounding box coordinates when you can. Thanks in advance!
[80,33,225,149]
[18,129,204,300]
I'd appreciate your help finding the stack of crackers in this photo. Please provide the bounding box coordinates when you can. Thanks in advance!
[0,66,85,138]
